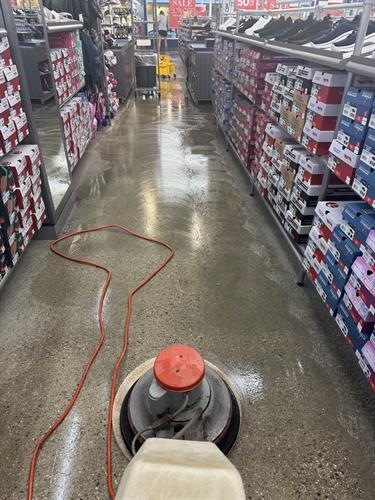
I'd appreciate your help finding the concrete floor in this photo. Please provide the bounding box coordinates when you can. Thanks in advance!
[1,69,375,500]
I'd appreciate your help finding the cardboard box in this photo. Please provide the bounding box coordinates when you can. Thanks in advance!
[342,87,375,126]
[336,116,367,154]
[352,160,375,205]
[316,272,340,316]
[0,154,28,188]
[316,201,349,232]
[301,134,330,156]
[361,128,375,170]
[304,242,325,274]
[306,110,337,131]
[312,70,347,88]
[293,89,310,108]
[345,280,375,322]
[341,202,375,247]
[328,226,362,273]
[329,139,361,169]
[320,249,350,297]
[311,83,344,104]
[327,154,355,186]
[307,96,341,117]
[336,300,370,350]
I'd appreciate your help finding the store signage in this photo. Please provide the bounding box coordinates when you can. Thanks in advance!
[169,0,196,29]
[234,0,275,9]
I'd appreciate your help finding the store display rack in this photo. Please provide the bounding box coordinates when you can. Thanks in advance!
[213,3,375,392]
[214,0,375,282]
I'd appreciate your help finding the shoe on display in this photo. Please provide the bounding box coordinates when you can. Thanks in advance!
[254,16,285,37]
[245,16,272,36]
[262,17,293,40]
[308,17,359,48]
[273,18,308,42]
[219,17,236,30]
[289,18,332,45]
[333,21,375,52]
[238,18,258,34]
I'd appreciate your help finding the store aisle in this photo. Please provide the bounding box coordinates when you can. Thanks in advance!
[0,69,375,500]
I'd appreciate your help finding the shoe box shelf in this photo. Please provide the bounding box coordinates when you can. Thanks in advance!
[212,30,375,393]
[0,27,47,290]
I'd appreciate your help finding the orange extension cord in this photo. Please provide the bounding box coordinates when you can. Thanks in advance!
[27,224,175,500]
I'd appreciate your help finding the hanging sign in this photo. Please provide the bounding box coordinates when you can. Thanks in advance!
[169,0,196,29]
[234,0,275,10]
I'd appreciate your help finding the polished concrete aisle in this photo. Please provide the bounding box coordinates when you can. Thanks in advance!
[1,75,375,500]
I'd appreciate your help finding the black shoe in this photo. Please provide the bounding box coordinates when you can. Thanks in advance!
[309,17,359,47]
[255,16,285,37]
[333,20,375,52]
[289,18,332,45]
[238,18,257,34]
[263,17,293,40]
[273,18,307,41]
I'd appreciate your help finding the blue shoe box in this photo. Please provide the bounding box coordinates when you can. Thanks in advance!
[341,202,375,247]
[352,160,375,205]
[342,87,375,126]
[336,300,370,351]
[369,103,375,130]
[328,226,362,273]
[316,272,341,316]
[336,116,368,155]
[360,128,375,170]
[320,249,350,298]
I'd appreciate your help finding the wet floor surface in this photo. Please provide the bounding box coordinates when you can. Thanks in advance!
[1,63,375,500]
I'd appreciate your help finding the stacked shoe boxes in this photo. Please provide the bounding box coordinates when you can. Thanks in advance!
[49,31,85,106]
[0,35,29,155]
[251,111,272,183]
[61,95,92,171]
[228,94,257,168]
[261,72,277,115]
[213,37,234,81]
[303,201,354,313]
[329,87,375,187]
[212,72,232,132]
[284,149,320,242]
[303,199,375,391]
[272,64,299,130]
[302,71,347,156]
[256,122,290,206]
[0,144,45,281]
[233,46,285,105]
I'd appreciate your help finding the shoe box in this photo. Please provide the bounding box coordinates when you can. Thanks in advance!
[327,226,362,274]
[361,338,375,389]
[0,144,44,275]
[342,87,375,126]
[213,38,234,80]
[339,201,375,249]
[212,73,232,131]
[228,94,257,167]
[335,300,370,351]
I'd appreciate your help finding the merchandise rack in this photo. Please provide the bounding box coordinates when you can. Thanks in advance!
[214,3,375,392]
[214,0,375,285]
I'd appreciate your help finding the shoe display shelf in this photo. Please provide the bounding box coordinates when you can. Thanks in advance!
[212,3,375,394]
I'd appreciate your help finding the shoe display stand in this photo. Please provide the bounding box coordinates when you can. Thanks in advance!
[213,3,375,393]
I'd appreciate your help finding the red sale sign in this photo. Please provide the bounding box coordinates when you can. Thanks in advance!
[234,0,275,9]
[169,0,196,29]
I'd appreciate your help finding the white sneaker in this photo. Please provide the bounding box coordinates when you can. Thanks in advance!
[219,18,236,31]
[245,16,272,36]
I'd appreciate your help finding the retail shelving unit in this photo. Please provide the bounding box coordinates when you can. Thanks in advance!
[213,2,375,393]
[213,0,375,281]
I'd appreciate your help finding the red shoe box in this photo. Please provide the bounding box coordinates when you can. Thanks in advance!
[306,110,337,131]
[3,65,20,94]
[0,36,12,68]
[13,176,32,209]
[12,112,28,142]
[0,153,28,188]
[311,84,345,104]
[11,145,41,173]
[32,198,46,230]
[327,154,355,186]
[301,134,330,156]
